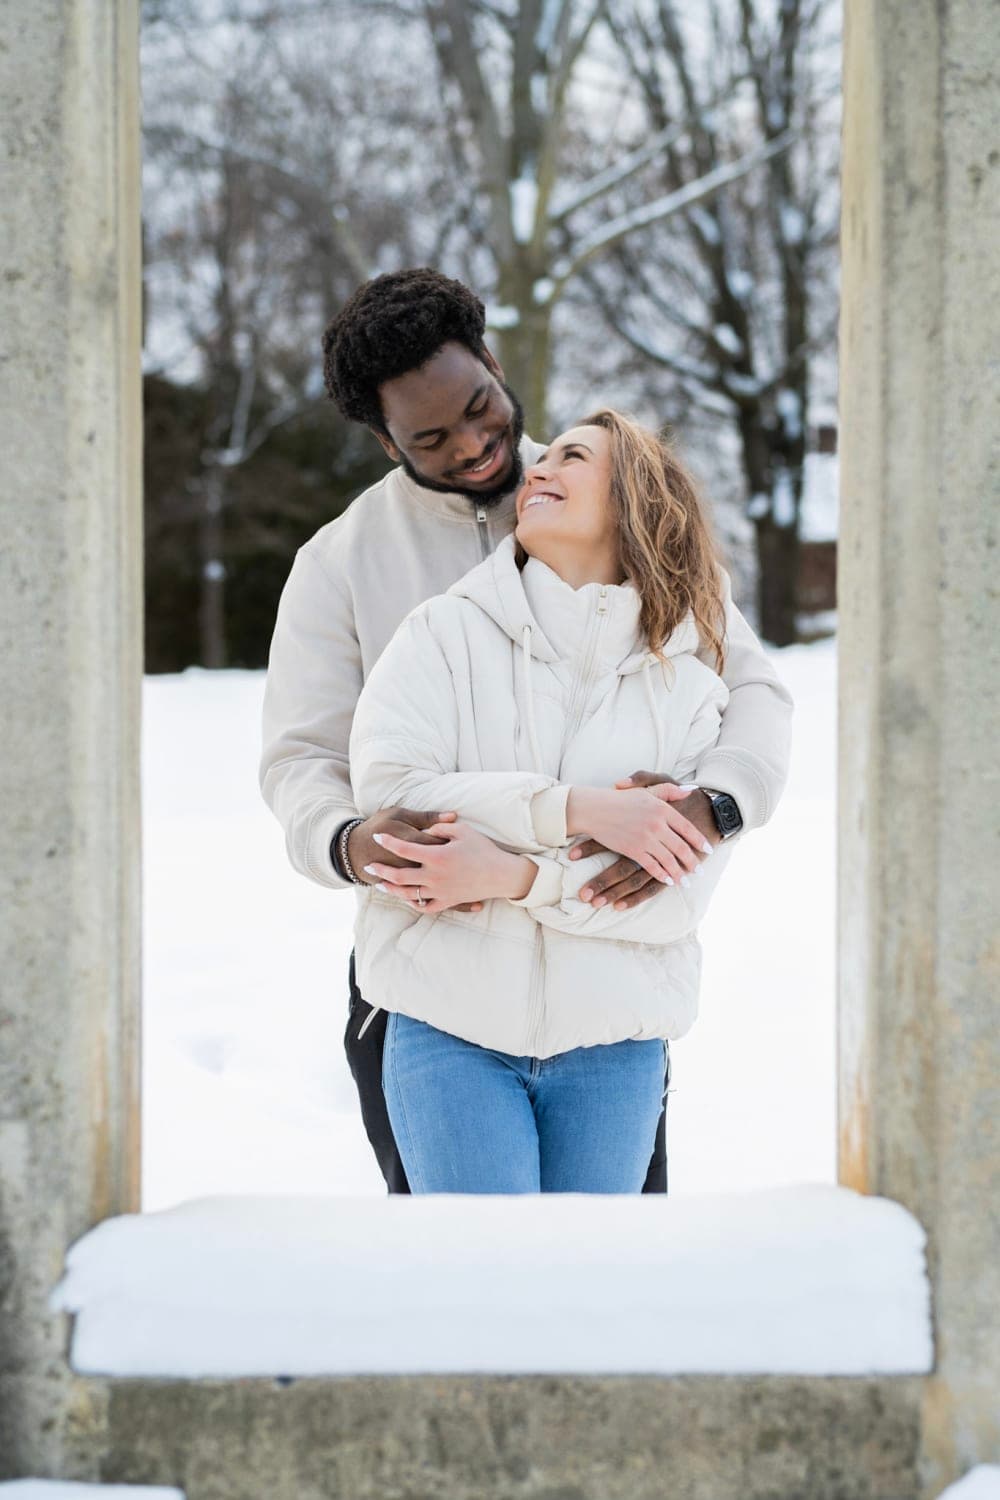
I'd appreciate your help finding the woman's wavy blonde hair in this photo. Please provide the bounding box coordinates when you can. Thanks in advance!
[577,408,727,672]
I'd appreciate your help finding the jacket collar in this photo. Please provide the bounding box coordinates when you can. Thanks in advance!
[450,533,704,672]
[521,553,644,669]
[450,534,645,670]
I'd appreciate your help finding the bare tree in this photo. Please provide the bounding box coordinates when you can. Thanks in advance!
[142,0,831,659]
[145,101,330,663]
[142,2,435,664]
[416,0,794,435]
[595,0,840,643]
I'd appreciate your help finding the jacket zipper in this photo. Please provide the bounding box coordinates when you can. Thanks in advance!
[559,586,609,772]
[476,508,490,560]
[525,925,546,1056]
[528,586,608,1055]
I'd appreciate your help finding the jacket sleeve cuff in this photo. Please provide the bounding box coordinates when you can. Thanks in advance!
[530,784,571,847]
[693,749,768,834]
[509,855,565,909]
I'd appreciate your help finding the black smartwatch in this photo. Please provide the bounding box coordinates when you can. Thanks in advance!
[700,787,743,840]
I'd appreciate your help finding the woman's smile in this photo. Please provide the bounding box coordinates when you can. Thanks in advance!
[521,489,565,512]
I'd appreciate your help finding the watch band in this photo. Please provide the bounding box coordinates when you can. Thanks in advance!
[700,787,743,839]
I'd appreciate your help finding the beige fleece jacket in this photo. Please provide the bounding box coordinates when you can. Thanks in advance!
[260,437,793,890]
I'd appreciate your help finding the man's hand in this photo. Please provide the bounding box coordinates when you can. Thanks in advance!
[567,773,720,911]
[617,772,721,850]
[358,816,534,913]
[347,808,483,913]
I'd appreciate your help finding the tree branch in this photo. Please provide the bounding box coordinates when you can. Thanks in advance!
[549,96,738,224]
[147,123,371,284]
[424,0,512,251]
[547,130,795,302]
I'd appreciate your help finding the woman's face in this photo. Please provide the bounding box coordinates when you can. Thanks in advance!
[514,425,618,578]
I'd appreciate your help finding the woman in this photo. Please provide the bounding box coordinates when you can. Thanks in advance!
[349,410,748,1194]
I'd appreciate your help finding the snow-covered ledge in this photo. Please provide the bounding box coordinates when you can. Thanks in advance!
[0,1487,184,1498]
[52,1186,932,1379]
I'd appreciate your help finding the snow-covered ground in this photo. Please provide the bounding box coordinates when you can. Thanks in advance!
[939,1472,1000,1500]
[142,640,836,1209]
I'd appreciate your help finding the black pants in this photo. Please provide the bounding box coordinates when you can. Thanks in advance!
[343,951,669,1195]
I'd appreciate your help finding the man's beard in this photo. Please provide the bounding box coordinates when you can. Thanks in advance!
[397,384,526,507]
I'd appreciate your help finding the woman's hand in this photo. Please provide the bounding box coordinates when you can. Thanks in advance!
[566,783,714,887]
[361,818,535,913]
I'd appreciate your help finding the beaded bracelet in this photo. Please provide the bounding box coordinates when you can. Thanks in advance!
[334,817,366,885]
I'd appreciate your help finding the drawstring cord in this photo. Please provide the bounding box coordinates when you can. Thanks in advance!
[526,623,664,775]
[521,623,545,774]
[356,1002,379,1041]
[643,657,665,770]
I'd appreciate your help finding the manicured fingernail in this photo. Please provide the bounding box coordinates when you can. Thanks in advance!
[363,865,378,875]
[620,777,633,785]
[375,882,388,893]
[694,865,704,877]
[580,888,592,901]
[680,875,691,888]
[569,848,579,858]
[593,896,606,907]
[702,841,713,855]
[678,783,699,793]
[372,833,385,846]
[665,877,674,886]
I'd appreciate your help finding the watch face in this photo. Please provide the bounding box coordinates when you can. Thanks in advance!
[713,793,743,837]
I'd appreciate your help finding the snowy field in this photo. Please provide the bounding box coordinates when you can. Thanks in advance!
[142,639,836,1210]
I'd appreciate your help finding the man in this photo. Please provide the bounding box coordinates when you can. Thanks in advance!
[260,267,792,1195]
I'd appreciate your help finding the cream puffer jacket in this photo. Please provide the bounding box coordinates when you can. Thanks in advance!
[348,534,746,1059]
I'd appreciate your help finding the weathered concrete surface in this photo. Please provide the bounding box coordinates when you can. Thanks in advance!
[93,1375,923,1500]
[839,0,1000,1494]
[0,0,143,1476]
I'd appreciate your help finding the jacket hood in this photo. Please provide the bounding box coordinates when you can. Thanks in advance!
[447,533,703,675]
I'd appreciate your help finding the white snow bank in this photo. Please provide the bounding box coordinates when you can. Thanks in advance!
[52,1186,932,1379]
[0,1486,183,1498]
[938,1469,1000,1500]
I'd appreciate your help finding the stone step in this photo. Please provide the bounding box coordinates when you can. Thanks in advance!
[93,1372,925,1500]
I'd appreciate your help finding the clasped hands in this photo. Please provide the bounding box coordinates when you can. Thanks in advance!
[351,772,721,915]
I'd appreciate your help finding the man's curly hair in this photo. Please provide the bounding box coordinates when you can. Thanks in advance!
[323,268,488,434]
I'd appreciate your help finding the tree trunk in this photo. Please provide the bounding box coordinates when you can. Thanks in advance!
[494,258,553,439]
[736,400,804,646]
[198,467,227,669]
[755,516,800,646]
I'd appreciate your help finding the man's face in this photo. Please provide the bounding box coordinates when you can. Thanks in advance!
[375,341,524,505]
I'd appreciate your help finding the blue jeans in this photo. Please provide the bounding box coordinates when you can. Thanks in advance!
[382,1011,667,1194]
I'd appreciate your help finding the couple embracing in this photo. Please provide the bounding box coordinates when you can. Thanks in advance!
[261,268,792,1196]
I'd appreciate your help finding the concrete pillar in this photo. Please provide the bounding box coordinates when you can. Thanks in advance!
[0,0,142,1475]
[838,0,1000,1492]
